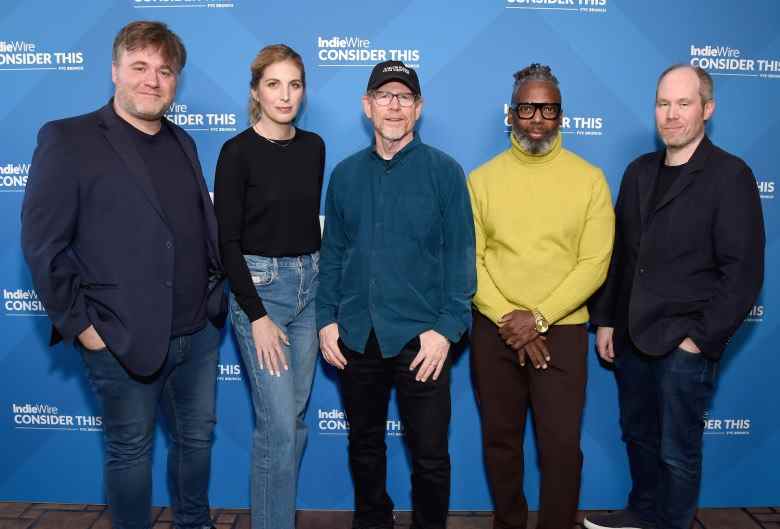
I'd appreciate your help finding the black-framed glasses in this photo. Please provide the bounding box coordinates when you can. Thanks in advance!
[371,90,418,107]
[513,102,562,120]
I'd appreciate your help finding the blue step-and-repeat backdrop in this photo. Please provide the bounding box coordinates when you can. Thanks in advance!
[1,0,778,511]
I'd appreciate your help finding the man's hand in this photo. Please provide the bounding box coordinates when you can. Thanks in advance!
[596,326,615,363]
[409,330,450,382]
[319,323,347,369]
[498,310,538,350]
[78,325,106,351]
[678,337,701,354]
[251,315,289,376]
[520,335,550,369]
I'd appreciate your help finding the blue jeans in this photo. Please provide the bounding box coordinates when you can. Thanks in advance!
[614,344,717,529]
[229,253,319,529]
[80,322,220,529]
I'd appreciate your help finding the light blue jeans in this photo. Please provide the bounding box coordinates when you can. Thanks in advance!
[229,253,319,529]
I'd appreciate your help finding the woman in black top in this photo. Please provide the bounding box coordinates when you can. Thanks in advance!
[214,44,324,529]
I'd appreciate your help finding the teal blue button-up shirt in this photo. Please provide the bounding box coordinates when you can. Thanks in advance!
[316,135,476,358]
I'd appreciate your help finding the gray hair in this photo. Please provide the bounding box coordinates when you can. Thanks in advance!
[512,63,560,100]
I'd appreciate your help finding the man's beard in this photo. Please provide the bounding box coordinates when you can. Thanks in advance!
[513,128,558,155]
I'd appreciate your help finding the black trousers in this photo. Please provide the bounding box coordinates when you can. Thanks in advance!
[471,311,587,529]
[338,331,451,529]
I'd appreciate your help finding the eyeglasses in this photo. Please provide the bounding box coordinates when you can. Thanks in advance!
[513,102,562,120]
[371,90,418,107]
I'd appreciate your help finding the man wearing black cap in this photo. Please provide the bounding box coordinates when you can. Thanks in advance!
[316,61,476,529]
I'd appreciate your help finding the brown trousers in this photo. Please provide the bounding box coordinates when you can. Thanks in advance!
[471,310,588,529]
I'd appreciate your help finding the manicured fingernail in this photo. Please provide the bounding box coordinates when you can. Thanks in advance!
[542,364,548,369]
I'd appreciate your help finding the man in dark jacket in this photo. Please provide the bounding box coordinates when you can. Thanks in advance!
[584,65,764,529]
[21,21,225,529]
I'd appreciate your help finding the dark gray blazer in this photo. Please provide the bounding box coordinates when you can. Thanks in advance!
[21,102,227,376]
[589,135,764,360]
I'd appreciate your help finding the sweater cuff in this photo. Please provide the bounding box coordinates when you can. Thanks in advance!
[535,300,567,326]
[242,300,267,323]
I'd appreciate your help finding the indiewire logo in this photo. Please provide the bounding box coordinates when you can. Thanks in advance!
[11,403,102,432]
[505,0,607,14]
[164,101,237,133]
[0,40,84,71]
[3,288,46,316]
[317,408,404,436]
[703,410,752,436]
[0,162,30,191]
[133,0,235,9]
[689,44,780,78]
[317,36,420,68]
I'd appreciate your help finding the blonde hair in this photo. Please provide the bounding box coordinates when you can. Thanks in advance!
[248,44,305,124]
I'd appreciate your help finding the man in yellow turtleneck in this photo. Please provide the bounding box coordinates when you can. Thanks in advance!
[467,63,615,529]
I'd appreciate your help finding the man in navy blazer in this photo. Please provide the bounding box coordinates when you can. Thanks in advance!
[585,66,764,529]
[21,21,225,529]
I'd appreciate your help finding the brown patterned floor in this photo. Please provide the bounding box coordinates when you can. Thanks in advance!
[0,503,778,528]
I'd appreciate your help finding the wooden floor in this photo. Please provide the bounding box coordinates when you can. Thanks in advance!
[0,503,778,528]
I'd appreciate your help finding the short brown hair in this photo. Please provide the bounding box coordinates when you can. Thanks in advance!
[112,21,186,73]
[657,64,714,104]
[248,44,306,124]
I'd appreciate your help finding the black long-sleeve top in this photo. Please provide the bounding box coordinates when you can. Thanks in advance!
[214,127,325,321]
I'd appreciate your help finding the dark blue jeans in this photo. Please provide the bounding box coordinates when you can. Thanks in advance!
[614,344,717,529]
[80,323,220,529]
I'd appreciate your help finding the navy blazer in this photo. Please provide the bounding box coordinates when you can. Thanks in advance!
[21,102,227,376]
[589,136,765,360]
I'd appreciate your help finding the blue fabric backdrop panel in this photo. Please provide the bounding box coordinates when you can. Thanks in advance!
[1,0,777,509]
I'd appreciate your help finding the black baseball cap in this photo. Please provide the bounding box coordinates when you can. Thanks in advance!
[366,60,421,96]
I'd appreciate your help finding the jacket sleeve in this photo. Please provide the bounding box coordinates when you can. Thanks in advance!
[21,122,91,342]
[588,163,632,327]
[689,164,765,355]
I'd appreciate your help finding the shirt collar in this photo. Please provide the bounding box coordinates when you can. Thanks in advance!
[371,133,422,166]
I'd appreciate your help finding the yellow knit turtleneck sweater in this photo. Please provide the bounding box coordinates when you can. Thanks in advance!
[467,132,615,326]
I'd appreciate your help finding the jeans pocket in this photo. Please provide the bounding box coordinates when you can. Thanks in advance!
[244,255,275,286]
[250,270,273,287]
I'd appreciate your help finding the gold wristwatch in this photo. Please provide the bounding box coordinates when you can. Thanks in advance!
[532,308,549,333]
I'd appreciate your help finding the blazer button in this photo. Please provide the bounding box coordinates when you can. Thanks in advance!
[164,280,173,288]
[166,241,173,249]
[639,267,647,274]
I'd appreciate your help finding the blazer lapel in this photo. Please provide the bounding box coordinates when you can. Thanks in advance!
[638,151,662,228]
[97,103,168,226]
